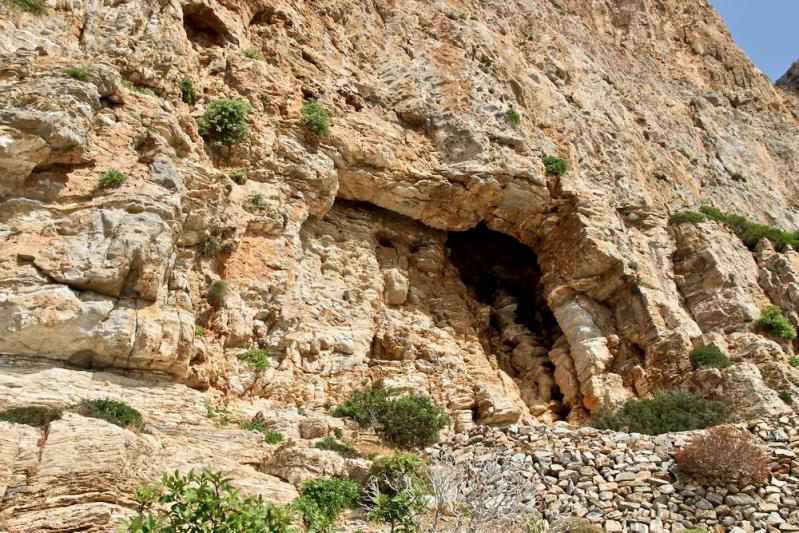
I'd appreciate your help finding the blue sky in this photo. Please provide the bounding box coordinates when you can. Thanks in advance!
[709,0,799,81]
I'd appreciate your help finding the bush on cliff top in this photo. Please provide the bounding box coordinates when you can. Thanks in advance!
[592,389,729,435]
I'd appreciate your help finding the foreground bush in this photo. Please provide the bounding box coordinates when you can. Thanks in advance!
[689,345,730,370]
[294,478,360,532]
[74,398,146,431]
[754,306,797,340]
[542,156,568,176]
[0,406,62,427]
[198,98,251,147]
[301,100,331,137]
[699,204,799,251]
[675,426,770,487]
[332,382,449,448]
[592,390,729,435]
[122,469,294,532]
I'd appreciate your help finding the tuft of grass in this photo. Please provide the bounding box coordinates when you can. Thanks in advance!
[689,345,730,370]
[73,398,146,431]
[301,100,331,137]
[754,306,797,340]
[699,205,799,251]
[194,324,204,336]
[315,436,359,459]
[98,170,128,189]
[229,171,248,185]
[8,0,46,14]
[670,210,706,224]
[779,391,794,405]
[204,402,231,426]
[239,348,270,372]
[240,420,283,444]
[542,156,568,176]
[250,192,266,207]
[505,107,521,125]
[67,66,91,82]
[0,406,62,427]
[180,78,198,104]
[242,48,264,60]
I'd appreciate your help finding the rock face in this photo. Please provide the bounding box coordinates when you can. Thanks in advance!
[0,0,798,529]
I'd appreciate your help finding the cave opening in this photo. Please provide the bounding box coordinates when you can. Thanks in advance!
[447,223,564,417]
[182,5,229,48]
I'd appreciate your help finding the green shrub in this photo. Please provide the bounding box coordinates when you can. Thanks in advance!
[789,357,799,368]
[204,402,231,426]
[365,478,428,533]
[230,171,248,184]
[242,49,264,60]
[592,389,729,435]
[780,391,794,405]
[201,236,236,257]
[551,518,604,533]
[0,406,62,427]
[367,453,428,495]
[518,513,547,533]
[250,192,266,207]
[333,383,448,447]
[381,394,450,448]
[194,324,204,336]
[315,436,359,459]
[240,348,270,372]
[699,205,799,251]
[542,156,568,176]
[240,420,283,444]
[505,107,521,124]
[754,306,797,340]
[689,345,730,370]
[66,66,91,81]
[8,0,46,14]
[198,98,251,148]
[294,478,360,532]
[98,169,127,189]
[122,469,294,532]
[73,398,145,431]
[670,210,706,224]
[180,78,198,104]
[301,100,331,137]
[206,280,229,307]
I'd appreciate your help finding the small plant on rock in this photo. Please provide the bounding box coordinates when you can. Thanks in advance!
[0,406,62,427]
[669,210,706,224]
[754,306,797,340]
[8,0,46,14]
[73,398,145,431]
[98,169,128,189]
[122,469,294,532]
[674,425,770,487]
[550,518,604,533]
[780,391,794,405]
[315,436,359,458]
[242,48,264,60]
[689,345,730,370]
[206,280,229,307]
[240,419,283,444]
[66,66,91,81]
[239,348,270,372]
[789,357,799,368]
[301,99,331,137]
[542,156,568,176]
[180,78,198,104]
[229,171,248,184]
[293,478,360,533]
[505,107,521,125]
[250,192,266,208]
[591,389,729,435]
[198,98,251,148]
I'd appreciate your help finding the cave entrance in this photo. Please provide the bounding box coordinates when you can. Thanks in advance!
[182,5,229,48]
[446,223,563,418]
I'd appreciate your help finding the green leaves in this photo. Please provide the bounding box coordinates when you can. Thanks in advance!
[542,156,568,176]
[754,306,797,340]
[74,398,145,431]
[294,478,360,532]
[98,170,127,189]
[198,99,251,148]
[301,100,331,137]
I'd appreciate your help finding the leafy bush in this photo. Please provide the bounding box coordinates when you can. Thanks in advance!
[66,66,91,81]
[364,476,428,533]
[689,345,730,370]
[699,204,799,251]
[505,107,521,124]
[230,171,248,184]
[198,98,251,148]
[301,100,331,137]
[550,518,604,533]
[780,391,794,405]
[98,169,127,189]
[542,156,568,176]
[242,49,264,60]
[73,398,145,431]
[670,210,706,224]
[367,453,428,495]
[381,394,450,448]
[240,420,283,444]
[592,389,729,435]
[206,280,229,307]
[754,306,797,340]
[180,78,198,104]
[240,348,270,372]
[674,426,770,487]
[122,469,294,532]
[250,192,266,207]
[315,436,359,459]
[194,324,204,336]
[0,406,62,427]
[8,0,46,14]
[333,383,448,447]
[789,357,799,368]
[294,478,360,532]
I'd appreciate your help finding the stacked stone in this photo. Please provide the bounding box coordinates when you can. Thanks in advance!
[429,417,799,532]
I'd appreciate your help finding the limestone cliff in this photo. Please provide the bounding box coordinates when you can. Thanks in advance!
[1,0,798,530]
